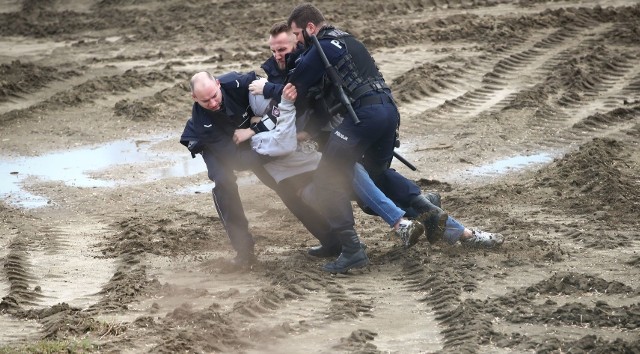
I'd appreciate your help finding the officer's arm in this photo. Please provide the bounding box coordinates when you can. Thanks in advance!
[238,71,258,88]
[288,44,327,98]
[263,82,284,101]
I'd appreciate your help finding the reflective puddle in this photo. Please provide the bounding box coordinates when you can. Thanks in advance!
[0,135,206,208]
[467,152,554,176]
[2,137,556,209]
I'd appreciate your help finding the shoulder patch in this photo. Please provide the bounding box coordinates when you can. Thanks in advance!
[271,105,280,118]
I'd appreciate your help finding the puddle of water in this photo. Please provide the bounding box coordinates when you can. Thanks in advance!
[467,152,554,176]
[175,173,261,195]
[0,135,206,208]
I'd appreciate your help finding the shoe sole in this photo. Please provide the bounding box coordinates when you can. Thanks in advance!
[406,223,426,248]
[420,211,448,244]
[433,212,448,243]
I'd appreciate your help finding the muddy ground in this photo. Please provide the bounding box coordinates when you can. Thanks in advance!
[0,0,639,353]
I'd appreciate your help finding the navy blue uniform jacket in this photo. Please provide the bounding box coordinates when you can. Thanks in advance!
[180,71,257,157]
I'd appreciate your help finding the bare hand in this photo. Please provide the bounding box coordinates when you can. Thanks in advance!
[233,128,255,145]
[249,78,268,95]
[282,83,297,101]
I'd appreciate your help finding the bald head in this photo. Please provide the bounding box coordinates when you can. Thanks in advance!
[190,71,223,111]
[190,71,215,93]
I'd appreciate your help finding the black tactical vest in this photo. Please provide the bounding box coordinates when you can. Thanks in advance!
[317,26,389,101]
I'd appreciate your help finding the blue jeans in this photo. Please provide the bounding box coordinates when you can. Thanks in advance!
[311,98,399,232]
[355,163,467,244]
[443,217,466,244]
[352,163,404,227]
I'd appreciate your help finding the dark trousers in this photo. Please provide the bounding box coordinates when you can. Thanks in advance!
[312,98,400,232]
[279,171,337,248]
[201,141,254,256]
[240,151,336,249]
[370,168,422,210]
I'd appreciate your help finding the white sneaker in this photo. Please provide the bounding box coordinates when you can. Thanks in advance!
[462,230,504,248]
[395,220,425,248]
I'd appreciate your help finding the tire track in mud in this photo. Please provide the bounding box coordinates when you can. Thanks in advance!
[486,272,640,351]
[395,239,640,353]
[1,233,47,313]
[399,23,606,123]
[121,257,340,353]
[0,223,119,312]
[32,224,117,309]
[0,61,81,105]
[0,219,142,342]
[385,5,640,158]
[399,251,488,353]
[0,68,188,125]
[119,250,442,353]
[421,137,640,350]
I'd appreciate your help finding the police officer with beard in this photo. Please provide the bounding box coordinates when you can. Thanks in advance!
[286,4,448,273]
[249,22,303,102]
[285,4,396,273]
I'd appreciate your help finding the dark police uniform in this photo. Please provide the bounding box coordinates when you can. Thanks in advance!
[180,71,337,259]
[289,26,399,235]
[260,43,304,102]
[180,71,260,258]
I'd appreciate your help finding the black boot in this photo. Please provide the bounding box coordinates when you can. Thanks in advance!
[308,242,367,258]
[322,230,369,274]
[223,249,257,272]
[425,192,442,208]
[308,244,341,258]
[411,194,448,244]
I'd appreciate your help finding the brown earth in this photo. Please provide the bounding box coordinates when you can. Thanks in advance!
[1,0,639,353]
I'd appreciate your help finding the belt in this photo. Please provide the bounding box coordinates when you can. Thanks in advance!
[354,93,393,108]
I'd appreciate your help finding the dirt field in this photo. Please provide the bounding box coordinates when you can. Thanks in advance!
[1,0,639,353]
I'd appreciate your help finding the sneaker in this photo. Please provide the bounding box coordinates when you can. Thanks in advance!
[461,230,504,248]
[395,220,425,248]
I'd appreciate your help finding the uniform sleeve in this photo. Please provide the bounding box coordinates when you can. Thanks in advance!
[289,39,346,100]
[250,98,298,156]
[263,82,284,101]
[239,71,258,87]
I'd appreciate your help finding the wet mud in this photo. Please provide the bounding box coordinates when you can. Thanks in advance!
[0,0,639,353]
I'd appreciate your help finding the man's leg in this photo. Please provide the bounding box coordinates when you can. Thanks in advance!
[310,102,400,273]
[310,129,369,272]
[236,148,340,255]
[352,163,405,227]
[201,144,255,264]
[368,168,448,244]
[278,173,341,257]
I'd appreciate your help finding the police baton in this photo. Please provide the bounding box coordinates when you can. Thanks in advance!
[393,151,417,171]
[309,34,417,171]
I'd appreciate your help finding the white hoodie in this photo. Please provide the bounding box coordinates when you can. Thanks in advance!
[249,95,321,183]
